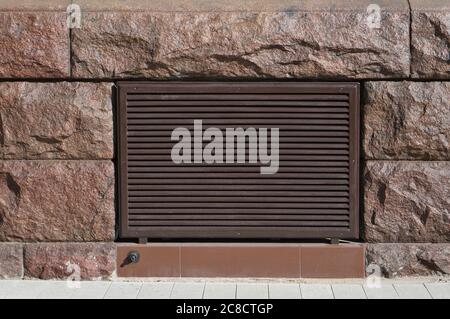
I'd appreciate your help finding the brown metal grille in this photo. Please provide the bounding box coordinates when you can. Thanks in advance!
[118,82,360,240]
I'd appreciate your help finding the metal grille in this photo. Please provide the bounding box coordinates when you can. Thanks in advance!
[118,82,360,240]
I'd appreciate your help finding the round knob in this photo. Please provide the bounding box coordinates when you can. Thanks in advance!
[127,251,140,263]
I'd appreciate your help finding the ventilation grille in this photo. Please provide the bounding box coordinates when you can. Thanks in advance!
[118,82,359,239]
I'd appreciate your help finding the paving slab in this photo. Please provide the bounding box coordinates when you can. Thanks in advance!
[104,282,142,299]
[138,282,174,299]
[35,281,75,299]
[0,280,43,299]
[332,284,367,299]
[300,284,334,299]
[424,283,450,299]
[236,283,269,299]
[203,283,236,299]
[69,281,111,299]
[269,283,301,299]
[363,284,399,299]
[170,282,205,299]
[394,284,432,299]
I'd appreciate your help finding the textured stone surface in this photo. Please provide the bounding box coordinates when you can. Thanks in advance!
[0,161,115,242]
[364,161,450,243]
[0,0,70,11]
[0,13,69,78]
[0,243,23,278]
[366,244,450,277]
[363,82,450,160]
[75,0,408,12]
[71,8,410,79]
[24,243,116,280]
[0,82,114,159]
[411,0,450,79]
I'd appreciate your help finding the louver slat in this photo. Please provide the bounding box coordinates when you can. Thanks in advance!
[118,82,360,240]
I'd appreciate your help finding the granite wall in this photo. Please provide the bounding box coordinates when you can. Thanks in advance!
[0,0,448,279]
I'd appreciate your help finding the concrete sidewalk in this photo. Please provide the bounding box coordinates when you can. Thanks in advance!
[0,279,449,299]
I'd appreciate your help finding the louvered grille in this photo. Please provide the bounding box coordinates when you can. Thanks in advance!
[118,82,360,239]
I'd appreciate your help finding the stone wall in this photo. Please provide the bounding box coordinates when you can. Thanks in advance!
[0,0,448,279]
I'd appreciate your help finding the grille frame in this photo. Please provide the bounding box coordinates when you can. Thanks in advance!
[118,82,360,240]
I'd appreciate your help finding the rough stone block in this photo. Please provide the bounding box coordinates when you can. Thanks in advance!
[24,243,116,280]
[0,243,23,278]
[71,0,410,79]
[0,82,114,160]
[363,82,450,160]
[366,244,450,277]
[411,0,450,79]
[363,161,450,243]
[0,12,69,78]
[0,161,115,242]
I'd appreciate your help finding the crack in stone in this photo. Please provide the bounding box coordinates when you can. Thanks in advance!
[31,135,62,144]
[377,183,387,209]
[370,209,377,226]
[242,44,294,56]
[0,172,21,229]
[416,254,447,275]
[407,198,432,228]
[428,18,450,43]
[293,39,384,55]
[85,175,114,240]
[5,173,21,201]
[420,206,431,226]
[210,54,272,76]
[392,107,406,139]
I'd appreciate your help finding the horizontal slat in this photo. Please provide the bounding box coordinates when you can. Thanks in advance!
[127,113,349,119]
[127,142,349,149]
[128,203,349,208]
[127,136,349,143]
[127,166,348,173]
[127,125,349,131]
[124,227,353,238]
[128,151,349,157]
[129,208,349,214]
[129,190,348,197]
[127,167,349,173]
[128,220,349,226]
[129,214,349,220]
[128,161,348,167]
[128,155,349,161]
[127,119,349,125]
[128,172,349,178]
[127,185,349,191]
[129,196,348,203]
[127,94,348,101]
[127,106,349,112]
[128,155,344,160]
[127,178,349,185]
[128,130,349,137]
[123,83,352,94]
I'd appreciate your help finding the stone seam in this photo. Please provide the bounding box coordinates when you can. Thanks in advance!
[407,0,413,78]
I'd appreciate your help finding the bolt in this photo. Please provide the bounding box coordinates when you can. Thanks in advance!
[127,251,140,263]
